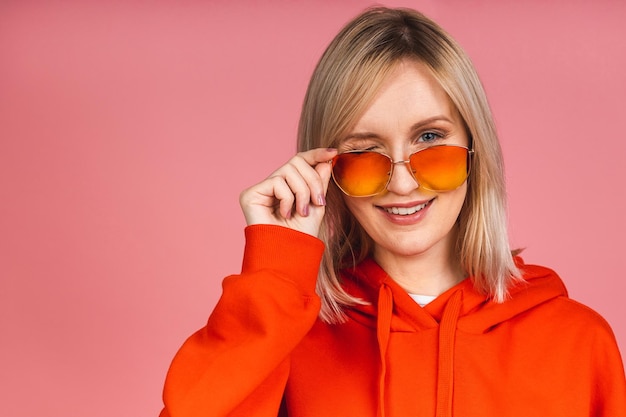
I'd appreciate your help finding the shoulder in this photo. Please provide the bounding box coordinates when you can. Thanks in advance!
[501,257,618,344]
[545,296,615,342]
[541,296,615,335]
[516,262,618,349]
[533,297,625,381]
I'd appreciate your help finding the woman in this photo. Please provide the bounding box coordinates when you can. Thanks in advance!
[160,7,626,416]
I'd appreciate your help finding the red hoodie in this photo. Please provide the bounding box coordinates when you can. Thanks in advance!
[160,225,626,416]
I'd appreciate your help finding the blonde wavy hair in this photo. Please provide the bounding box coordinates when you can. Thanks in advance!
[297,7,521,323]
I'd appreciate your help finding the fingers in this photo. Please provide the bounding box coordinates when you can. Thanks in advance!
[268,148,337,217]
[262,176,292,219]
[296,147,338,167]
[239,148,338,229]
[315,154,334,196]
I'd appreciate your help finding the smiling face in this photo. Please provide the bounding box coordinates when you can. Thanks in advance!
[338,59,470,276]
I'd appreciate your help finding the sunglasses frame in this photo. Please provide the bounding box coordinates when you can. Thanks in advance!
[330,144,475,197]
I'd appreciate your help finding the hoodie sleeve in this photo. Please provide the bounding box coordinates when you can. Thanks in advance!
[159,225,324,417]
[590,313,626,415]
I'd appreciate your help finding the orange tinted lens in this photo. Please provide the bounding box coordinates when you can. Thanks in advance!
[332,152,391,196]
[409,146,468,191]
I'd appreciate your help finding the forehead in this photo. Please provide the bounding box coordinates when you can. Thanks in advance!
[351,59,459,131]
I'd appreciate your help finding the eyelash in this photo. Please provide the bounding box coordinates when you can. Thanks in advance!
[418,131,445,143]
[341,130,447,152]
[342,144,379,152]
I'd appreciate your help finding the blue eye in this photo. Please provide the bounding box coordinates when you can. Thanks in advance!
[420,131,443,142]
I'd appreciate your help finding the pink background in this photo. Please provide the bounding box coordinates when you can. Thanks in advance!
[1,1,624,415]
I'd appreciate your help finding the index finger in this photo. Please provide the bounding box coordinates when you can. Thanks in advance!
[298,147,338,166]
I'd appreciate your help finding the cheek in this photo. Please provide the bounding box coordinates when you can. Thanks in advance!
[443,184,468,220]
[341,184,468,229]
[342,196,375,230]
[343,195,367,218]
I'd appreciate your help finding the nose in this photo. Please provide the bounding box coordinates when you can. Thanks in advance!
[386,159,419,194]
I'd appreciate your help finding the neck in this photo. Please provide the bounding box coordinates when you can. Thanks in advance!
[373,233,465,296]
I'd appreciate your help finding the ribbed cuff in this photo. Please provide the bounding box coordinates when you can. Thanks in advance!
[241,225,325,292]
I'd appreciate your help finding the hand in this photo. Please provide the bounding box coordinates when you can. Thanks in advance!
[239,148,337,237]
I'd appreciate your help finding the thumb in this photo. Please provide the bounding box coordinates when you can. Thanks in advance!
[315,156,334,197]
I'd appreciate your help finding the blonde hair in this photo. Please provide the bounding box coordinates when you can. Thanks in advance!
[297,7,521,323]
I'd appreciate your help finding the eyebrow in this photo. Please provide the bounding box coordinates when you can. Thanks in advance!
[343,116,455,141]
[409,116,455,132]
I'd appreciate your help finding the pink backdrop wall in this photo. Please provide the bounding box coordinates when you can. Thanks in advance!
[1,1,624,415]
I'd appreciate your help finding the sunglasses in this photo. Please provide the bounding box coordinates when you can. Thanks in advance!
[330,144,474,197]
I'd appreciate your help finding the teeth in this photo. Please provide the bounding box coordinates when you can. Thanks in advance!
[385,202,428,215]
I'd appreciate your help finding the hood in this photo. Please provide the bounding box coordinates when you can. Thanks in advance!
[340,256,568,417]
[341,256,567,333]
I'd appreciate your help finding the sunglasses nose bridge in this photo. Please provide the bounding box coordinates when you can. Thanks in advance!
[391,159,410,165]
[390,158,415,173]
[388,158,419,189]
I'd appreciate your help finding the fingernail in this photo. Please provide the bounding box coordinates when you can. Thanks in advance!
[286,209,292,219]
[318,195,326,206]
[303,204,310,216]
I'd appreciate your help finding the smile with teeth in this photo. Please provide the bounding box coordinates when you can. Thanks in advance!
[383,201,429,216]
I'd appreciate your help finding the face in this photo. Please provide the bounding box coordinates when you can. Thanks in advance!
[338,60,469,268]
